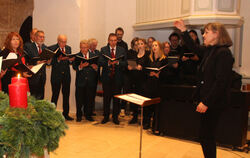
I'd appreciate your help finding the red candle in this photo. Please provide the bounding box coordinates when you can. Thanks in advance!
[11,74,30,92]
[9,75,28,108]
[11,76,27,84]
[9,82,28,108]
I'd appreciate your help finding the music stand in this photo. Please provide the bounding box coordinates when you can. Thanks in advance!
[115,93,161,158]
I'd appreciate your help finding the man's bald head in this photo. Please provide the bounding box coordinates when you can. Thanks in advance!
[57,34,67,48]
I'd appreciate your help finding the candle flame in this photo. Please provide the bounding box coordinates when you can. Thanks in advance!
[17,74,21,78]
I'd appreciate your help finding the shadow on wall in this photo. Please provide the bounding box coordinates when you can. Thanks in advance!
[19,16,33,44]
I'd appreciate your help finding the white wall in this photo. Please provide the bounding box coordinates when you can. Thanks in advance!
[104,0,136,48]
[33,0,137,113]
[239,0,250,78]
[33,0,81,112]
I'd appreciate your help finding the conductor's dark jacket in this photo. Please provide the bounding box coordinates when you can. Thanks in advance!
[181,31,234,109]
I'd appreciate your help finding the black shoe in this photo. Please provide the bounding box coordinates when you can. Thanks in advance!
[64,115,74,121]
[113,118,120,125]
[129,117,138,124]
[76,118,82,122]
[101,117,109,124]
[86,116,94,122]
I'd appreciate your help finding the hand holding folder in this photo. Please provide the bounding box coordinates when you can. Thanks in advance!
[103,54,124,61]
[145,64,168,72]
[76,55,99,65]
[27,48,59,63]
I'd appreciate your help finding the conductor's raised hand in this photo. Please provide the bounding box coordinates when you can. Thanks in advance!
[174,19,187,32]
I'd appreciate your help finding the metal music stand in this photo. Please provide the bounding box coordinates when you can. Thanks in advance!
[115,93,161,158]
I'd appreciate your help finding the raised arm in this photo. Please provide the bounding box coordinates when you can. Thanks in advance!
[174,19,205,57]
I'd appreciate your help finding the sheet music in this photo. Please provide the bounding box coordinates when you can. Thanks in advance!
[127,94,151,101]
[117,93,151,105]
[0,56,2,70]
[118,95,145,105]
[6,53,18,59]
[30,63,44,74]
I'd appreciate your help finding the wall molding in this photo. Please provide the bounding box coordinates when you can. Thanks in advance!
[133,15,244,30]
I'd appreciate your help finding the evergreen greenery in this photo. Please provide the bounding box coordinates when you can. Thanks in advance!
[0,92,68,158]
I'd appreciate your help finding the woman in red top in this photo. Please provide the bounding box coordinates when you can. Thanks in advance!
[0,32,31,93]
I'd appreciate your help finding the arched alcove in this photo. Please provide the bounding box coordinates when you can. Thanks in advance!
[19,16,33,44]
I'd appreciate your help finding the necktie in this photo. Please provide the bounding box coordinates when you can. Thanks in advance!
[111,48,115,58]
[110,48,115,78]
[62,47,65,54]
[38,45,42,54]
[84,54,87,59]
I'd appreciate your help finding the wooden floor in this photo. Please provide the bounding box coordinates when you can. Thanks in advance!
[50,114,250,158]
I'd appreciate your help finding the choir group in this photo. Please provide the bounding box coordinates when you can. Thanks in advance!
[0,26,219,128]
[0,19,237,158]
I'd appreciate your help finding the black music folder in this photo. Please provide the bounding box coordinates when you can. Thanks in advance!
[56,51,78,58]
[75,55,99,65]
[145,64,168,72]
[183,53,195,58]
[1,58,18,70]
[167,56,179,64]
[103,54,124,61]
[14,63,45,75]
[31,48,59,61]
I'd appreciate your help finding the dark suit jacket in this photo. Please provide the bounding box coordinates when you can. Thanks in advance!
[117,40,128,52]
[89,49,101,82]
[182,31,234,109]
[48,44,71,83]
[24,42,47,85]
[73,52,98,87]
[99,45,127,86]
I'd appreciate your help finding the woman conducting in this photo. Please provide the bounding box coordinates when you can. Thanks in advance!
[174,20,234,158]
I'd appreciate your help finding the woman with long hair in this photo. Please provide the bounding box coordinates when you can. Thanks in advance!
[0,32,31,93]
[143,40,167,129]
[127,38,150,124]
[174,20,234,158]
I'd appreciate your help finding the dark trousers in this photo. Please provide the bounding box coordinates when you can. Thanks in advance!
[199,109,223,158]
[92,83,98,114]
[29,73,46,100]
[128,79,146,118]
[51,74,70,117]
[75,86,96,120]
[102,82,122,119]
[143,77,159,127]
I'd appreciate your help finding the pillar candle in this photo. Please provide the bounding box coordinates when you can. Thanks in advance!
[9,82,28,108]
[11,76,27,84]
[11,74,30,92]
